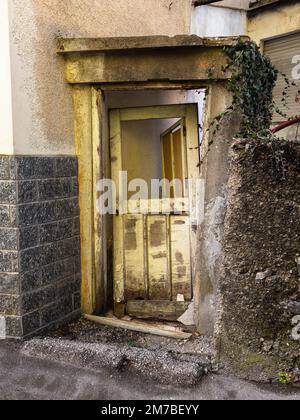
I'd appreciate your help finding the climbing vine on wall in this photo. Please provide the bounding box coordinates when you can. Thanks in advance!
[225,40,278,138]
[208,39,300,140]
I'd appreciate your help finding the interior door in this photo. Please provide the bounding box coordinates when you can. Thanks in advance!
[110,104,199,320]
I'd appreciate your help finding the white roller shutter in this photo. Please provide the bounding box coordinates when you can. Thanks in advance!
[264,32,300,122]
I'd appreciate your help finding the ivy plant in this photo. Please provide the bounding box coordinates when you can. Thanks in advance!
[208,39,300,140]
[225,40,278,138]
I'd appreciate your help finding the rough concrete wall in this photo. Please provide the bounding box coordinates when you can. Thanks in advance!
[220,139,300,383]
[8,0,192,156]
[194,85,238,337]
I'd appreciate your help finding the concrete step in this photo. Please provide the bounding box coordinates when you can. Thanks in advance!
[22,337,211,386]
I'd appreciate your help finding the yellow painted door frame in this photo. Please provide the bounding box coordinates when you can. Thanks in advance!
[73,86,105,315]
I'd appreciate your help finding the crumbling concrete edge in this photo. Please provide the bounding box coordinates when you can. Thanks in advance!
[22,338,212,387]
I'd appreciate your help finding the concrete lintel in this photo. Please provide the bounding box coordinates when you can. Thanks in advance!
[57,35,249,54]
[58,36,251,85]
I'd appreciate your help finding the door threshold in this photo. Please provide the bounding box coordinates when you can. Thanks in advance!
[84,314,193,340]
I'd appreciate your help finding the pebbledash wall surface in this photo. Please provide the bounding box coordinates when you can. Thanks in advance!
[0,156,81,338]
[0,0,194,338]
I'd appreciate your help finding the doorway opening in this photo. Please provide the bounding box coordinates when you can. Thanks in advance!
[103,89,206,328]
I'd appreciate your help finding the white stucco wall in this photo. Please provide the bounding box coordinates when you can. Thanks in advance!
[191,5,247,37]
[0,0,14,155]
[7,0,193,156]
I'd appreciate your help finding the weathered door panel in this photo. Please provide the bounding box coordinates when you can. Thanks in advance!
[147,215,171,301]
[170,216,192,301]
[124,215,147,301]
[110,104,199,320]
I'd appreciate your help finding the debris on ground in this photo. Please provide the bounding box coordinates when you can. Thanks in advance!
[84,314,193,340]
[44,317,214,359]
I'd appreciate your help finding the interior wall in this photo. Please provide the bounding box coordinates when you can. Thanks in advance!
[0,0,14,155]
[7,0,193,156]
[122,118,179,194]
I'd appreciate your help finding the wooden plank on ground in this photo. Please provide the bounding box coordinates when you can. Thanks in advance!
[84,314,192,340]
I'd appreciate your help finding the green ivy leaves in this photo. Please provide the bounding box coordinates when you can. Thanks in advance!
[224,39,278,139]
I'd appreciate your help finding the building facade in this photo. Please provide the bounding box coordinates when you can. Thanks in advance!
[0,0,299,381]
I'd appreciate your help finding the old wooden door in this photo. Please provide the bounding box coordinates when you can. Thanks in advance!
[110,104,199,320]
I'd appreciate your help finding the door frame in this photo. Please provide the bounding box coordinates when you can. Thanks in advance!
[109,104,199,317]
[161,119,188,198]
[59,36,236,318]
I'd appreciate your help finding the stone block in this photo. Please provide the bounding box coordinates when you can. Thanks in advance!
[73,292,81,311]
[21,290,42,314]
[40,264,57,287]
[15,157,56,180]
[0,274,19,294]
[39,243,57,267]
[56,238,76,260]
[0,157,10,180]
[0,181,17,204]
[72,178,79,197]
[22,311,40,336]
[37,201,57,224]
[17,181,38,204]
[55,198,79,220]
[0,294,21,316]
[39,285,57,307]
[38,179,72,201]
[40,302,59,326]
[73,217,80,236]
[19,226,39,250]
[19,248,42,272]
[56,219,73,241]
[56,157,78,178]
[0,251,18,273]
[0,206,10,227]
[5,316,23,337]
[18,203,39,227]
[39,222,58,244]
[0,228,18,250]
[9,206,18,227]
[55,258,75,280]
[20,270,41,293]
